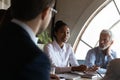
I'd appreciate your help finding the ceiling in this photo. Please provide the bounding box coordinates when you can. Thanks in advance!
[55,0,94,29]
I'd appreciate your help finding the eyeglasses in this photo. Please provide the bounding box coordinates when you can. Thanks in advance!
[51,8,57,17]
[51,8,57,13]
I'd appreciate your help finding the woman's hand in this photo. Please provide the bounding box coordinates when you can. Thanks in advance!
[71,64,87,72]
[50,74,60,80]
[86,65,99,72]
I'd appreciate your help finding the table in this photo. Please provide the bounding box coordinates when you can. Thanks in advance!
[56,72,104,80]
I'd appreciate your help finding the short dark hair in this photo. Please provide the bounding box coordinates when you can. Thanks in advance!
[52,20,68,40]
[54,20,68,32]
[11,0,55,21]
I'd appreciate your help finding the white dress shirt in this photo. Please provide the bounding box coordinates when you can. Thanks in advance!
[44,40,79,73]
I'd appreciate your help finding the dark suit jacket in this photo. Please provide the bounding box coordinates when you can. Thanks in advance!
[0,22,50,80]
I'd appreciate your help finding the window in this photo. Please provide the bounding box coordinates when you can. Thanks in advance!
[0,0,10,9]
[75,0,120,60]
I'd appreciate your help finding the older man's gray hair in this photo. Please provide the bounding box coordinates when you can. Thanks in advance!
[100,29,113,41]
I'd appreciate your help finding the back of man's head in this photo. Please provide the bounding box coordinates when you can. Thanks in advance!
[11,0,55,21]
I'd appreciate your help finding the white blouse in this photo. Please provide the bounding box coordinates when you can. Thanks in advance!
[44,40,79,73]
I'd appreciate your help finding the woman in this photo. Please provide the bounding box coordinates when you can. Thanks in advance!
[44,20,87,73]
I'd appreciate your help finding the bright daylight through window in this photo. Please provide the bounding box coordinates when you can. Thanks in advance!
[75,0,120,60]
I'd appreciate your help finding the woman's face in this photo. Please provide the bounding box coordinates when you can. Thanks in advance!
[55,26,70,43]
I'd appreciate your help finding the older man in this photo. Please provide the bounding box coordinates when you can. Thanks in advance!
[85,29,117,74]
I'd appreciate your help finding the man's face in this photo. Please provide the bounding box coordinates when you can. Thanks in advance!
[99,33,112,50]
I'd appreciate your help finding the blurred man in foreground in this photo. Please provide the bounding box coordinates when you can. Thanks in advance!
[0,0,55,80]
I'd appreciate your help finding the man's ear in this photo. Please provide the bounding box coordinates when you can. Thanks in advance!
[41,7,50,20]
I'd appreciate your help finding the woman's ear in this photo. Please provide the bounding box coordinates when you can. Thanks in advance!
[41,7,50,20]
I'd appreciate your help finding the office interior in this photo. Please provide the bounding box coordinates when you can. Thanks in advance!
[0,0,120,68]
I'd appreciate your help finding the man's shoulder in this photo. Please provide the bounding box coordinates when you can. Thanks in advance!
[88,47,98,52]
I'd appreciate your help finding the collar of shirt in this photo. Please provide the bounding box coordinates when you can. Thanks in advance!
[11,19,38,45]
[53,40,66,52]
